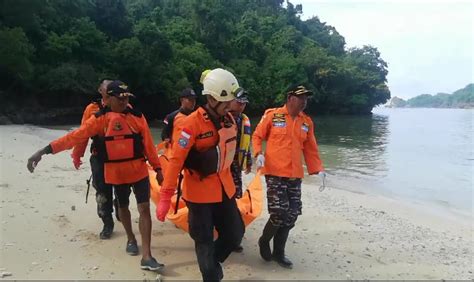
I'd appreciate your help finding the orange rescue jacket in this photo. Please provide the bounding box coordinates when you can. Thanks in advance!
[162,107,237,203]
[50,107,160,185]
[252,105,324,178]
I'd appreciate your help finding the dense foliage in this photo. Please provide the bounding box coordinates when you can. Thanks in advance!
[390,84,473,109]
[0,0,391,121]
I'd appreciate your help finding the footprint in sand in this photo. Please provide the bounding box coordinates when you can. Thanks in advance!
[52,215,71,227]
[51,165,76,172]
[73,229,100,243]
[158,249,171,256]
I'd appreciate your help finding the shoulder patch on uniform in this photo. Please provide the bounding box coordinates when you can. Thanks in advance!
[301,122,309,132]
[177,128,192,148]
[242,114,251,127]
[178,137,189,148]
[181,128,192,139]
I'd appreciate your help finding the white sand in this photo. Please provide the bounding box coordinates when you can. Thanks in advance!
[0,125,472,280]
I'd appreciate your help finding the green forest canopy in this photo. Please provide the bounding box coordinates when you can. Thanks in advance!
[390,84,473,108]
[0,0,391,120]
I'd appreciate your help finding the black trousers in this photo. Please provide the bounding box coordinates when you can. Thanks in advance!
[187,194,244,281]
[90,155,113,219]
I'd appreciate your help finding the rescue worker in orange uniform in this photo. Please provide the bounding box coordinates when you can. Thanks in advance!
[157,69,245,281]
[161,87,197,146]
[27,80,165,271]
[71,79,118,240]
[252,85,326,269]
[228,92,252,253]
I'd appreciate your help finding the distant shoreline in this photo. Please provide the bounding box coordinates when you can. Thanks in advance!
[385,105,474,109]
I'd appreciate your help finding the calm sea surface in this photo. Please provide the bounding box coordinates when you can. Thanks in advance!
[312,107,473,216]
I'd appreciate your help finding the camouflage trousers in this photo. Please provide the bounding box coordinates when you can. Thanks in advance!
[90,155,113,219]
[230,161,243,198]
[265,175,302,228]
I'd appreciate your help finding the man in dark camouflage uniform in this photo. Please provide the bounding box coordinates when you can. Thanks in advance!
[252,85,326,269]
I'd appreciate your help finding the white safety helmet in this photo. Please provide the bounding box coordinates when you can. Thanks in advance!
[200,68,243,102]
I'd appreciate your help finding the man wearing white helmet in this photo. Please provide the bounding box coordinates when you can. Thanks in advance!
[157,68,245,281]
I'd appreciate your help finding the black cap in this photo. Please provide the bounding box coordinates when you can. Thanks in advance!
[106,80,135,98]
[180,88,197,98]
[235,90,249,103]
[287,85,313,96]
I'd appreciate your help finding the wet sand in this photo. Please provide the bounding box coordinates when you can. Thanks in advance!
[0,125,472,280]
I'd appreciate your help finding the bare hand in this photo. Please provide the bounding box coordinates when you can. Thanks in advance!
[27,150,44,173]
[72,156,82,170]
[156,169,164,186]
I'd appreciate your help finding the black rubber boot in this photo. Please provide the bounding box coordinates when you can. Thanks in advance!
[272,226,293,269]
[217,262,223,281]
[258,219,279,261]
[99,216,114,240]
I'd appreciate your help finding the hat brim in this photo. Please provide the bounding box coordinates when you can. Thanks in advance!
[181,95,197,99]
[300,91,313,96]
[290,91,313,96]
[236,97,249,103]
[113,92,135,98]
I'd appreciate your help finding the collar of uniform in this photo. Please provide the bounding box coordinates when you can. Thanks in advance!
[179,107,193,116]
[197,106,211,122]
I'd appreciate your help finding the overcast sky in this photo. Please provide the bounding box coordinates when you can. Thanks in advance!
[295,0,473,99]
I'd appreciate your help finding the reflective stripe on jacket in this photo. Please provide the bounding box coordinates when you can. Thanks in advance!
[237,113,251,170]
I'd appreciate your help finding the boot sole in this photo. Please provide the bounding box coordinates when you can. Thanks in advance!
[140,265,164,271]
[99,234,112,240]
[272,257,293,269]
[99,230,113,240]
[275,261,293,269]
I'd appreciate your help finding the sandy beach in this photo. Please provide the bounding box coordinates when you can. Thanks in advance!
[0,124,472,280]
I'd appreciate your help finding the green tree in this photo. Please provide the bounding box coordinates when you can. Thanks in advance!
[1,0,393,122]
[0,26,35,97]
[90,0,132,39]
